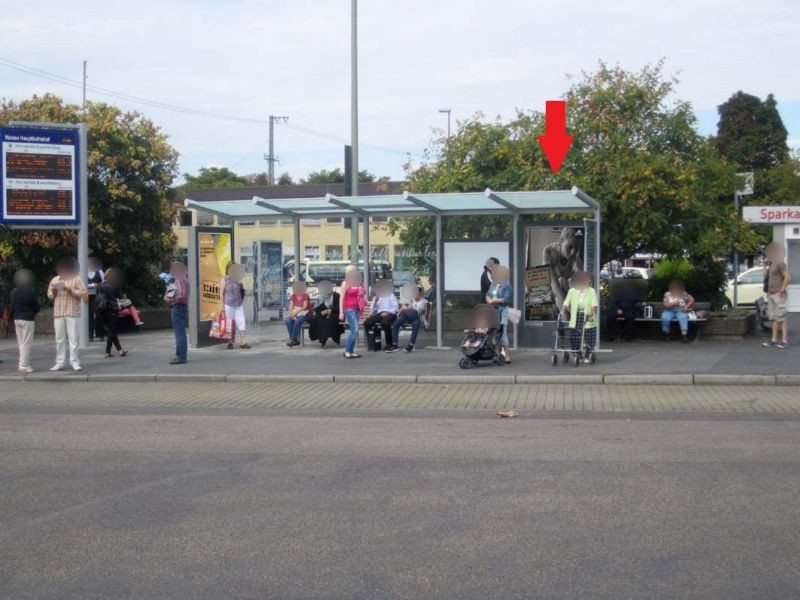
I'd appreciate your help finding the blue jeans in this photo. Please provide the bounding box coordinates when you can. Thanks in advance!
[171,304,188,361]
[392,309,421,346]
[344,309,359,354]
[285,314,307,341]
[661,309,689,333]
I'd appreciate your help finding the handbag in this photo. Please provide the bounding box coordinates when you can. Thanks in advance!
[117,298,132,309]
[507,308,522,325]
[687,310,698,322]
[209,310,233,340]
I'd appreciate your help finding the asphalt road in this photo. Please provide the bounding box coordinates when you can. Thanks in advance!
[2,403,799,599]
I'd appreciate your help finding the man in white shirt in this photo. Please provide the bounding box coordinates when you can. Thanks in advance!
[386,286,429,353]
[364,279,399,350]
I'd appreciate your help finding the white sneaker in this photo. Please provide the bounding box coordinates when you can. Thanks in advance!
[50,364,65,371]
[71,364,82,372]
[18,366,34,374]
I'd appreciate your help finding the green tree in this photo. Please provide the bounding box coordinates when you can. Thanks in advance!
[0,94,179,304]
[276,172,295,185]
[712,91,789,171]
[301,168,383,184]
[183,166,248,188]
[392,62,757,278]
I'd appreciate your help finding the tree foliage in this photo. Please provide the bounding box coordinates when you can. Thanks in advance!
[712,91,789,171]
[393,61,759,273]
[183,166,248,188]
[0,94,179,304]
[301,168,386,184]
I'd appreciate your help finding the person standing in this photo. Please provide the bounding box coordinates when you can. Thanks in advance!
[86,256,105,342]
[762,242,791,349]
[340,268,366,359]
[481,257,499,299]
[96,268,128,358]
[165,261,190,365]
[486,264,513,364]
[10,268,40,374]
[222,262,250,350]
[47,257,88,371]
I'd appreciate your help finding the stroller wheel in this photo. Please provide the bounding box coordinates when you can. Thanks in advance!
[459,357,472,369]
[590,352,597,364]
[551,354,558,367]
[573,354,580,368]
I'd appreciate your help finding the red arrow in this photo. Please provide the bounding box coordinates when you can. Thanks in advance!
[537,100,573,174]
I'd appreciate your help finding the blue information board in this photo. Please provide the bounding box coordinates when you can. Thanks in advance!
[0,126,80,225]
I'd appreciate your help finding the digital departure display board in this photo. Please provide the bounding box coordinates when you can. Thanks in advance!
[0,127,80,224]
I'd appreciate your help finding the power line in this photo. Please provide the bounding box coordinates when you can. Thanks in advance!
[0,56,423,157]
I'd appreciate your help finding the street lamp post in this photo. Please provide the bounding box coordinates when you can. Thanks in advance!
[438,108,451,140]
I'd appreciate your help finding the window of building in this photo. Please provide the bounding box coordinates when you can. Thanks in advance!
[301,218,322,227]
[304,245,320,261]
[238,221,256,227]
[371,216,389,224]
[325,245,344,261]
[217,216,231,226]
[178,210,193,227]
[326,217,344,225]
[371,245,389,262]
[197,212,214,226]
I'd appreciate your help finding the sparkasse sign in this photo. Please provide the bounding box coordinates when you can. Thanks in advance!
[742,206,800,224]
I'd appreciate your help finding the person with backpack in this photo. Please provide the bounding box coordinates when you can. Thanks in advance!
[95,268,128,358]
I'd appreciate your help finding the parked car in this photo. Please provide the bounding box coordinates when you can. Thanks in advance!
[724,266,765,306]
[621,267,652,279]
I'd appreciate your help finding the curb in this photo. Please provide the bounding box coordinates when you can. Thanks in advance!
[3,373,798,386]
[603,374,694,386]
[694,374,776,386]
[515,375,604,384]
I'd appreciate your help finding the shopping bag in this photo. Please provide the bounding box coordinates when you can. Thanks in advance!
[508,308,522,325]
[209,310,232,340]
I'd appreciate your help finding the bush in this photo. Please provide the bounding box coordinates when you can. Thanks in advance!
[648,258,727,309]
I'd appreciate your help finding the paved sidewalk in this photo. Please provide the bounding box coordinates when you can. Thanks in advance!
[0,316,796,381]
[3,381,800,414]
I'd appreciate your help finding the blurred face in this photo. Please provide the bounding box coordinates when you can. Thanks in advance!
[669,282,684,295]
[493,266,509,285]
[318,280,334,297]
[573,273,590,289]
[292,281,307,296]
[14,268,33,288]
[171,262,187,278]
[375,279,393,297]
[88,258,100,271]
[345,270,362,286]
[106,269,121,285]
[57,260,77,278]
[228,264,244,283]
[765,243,784,262]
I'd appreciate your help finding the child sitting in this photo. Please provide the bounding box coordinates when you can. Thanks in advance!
[560,271,598,364]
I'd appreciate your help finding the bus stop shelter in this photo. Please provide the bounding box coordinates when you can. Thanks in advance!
[185,186,602,349]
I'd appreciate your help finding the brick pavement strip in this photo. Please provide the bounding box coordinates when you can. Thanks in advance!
[0,381,798,413]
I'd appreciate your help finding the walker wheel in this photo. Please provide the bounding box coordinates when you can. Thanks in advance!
[573,354,580,368]
[551,354,558,367]
[563,352,570,364]
[590,352,597,364]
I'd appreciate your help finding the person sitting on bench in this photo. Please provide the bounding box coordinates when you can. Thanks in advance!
[606,278,640,341]
[386,284,429,353]
[661,279,694,343]
[364,279,398,350]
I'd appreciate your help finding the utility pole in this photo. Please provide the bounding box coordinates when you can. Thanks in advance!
[264,115,288,185]
[82,60,87,109]
[350,0,361,268]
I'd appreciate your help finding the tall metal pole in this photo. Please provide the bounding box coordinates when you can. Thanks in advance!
[82,60,87,109]
[350,0,361,269]
[435,213,443,348]
[78,123,89,349]
[268,116,275,186]
[438,108,451,142]
[733,191,740,309]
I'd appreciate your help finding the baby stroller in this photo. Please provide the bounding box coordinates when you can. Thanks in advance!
[459,304,504,369]
[551,312,597,368]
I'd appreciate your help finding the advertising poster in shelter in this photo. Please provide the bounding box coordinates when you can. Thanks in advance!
[199,232,232,321]
[525,226,584,319]
[254,240,284,318]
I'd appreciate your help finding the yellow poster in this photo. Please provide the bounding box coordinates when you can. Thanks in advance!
[199,232,231,321]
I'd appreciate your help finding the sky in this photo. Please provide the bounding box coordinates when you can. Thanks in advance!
[1,0,799,184]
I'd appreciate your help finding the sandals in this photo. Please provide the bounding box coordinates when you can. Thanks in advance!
[239,343,251,349]
[343,353,362,359]
[120,350,129,357]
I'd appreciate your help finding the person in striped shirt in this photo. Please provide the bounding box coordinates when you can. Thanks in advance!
[47,257,88,371]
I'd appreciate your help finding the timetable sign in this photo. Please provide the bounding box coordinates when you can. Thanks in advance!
[0,127,80,224]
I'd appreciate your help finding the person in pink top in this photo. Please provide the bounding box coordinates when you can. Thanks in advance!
[285,281,310,346]
[339,267,366,358]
